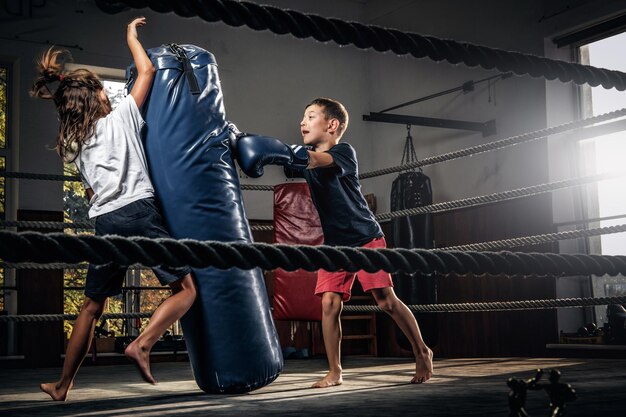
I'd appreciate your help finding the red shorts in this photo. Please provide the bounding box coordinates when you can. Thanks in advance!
[315,236,393,302]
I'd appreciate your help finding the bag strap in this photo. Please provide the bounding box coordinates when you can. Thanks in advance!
[400,124,421,172]
[168,44,201,95]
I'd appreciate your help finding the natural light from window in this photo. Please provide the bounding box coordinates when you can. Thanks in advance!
[585,31,626,256]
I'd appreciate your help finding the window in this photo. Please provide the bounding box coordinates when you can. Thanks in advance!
[579,32,626,323]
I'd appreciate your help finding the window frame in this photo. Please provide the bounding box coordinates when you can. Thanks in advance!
[575,33,626,326]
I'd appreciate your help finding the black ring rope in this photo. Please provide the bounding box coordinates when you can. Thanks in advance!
[359,108,626,179]
[3,230,626,277]
[0,262,143,270]
[1,296,625,322]
[446,224,626,251]
[0,312,152,323]
[240,184,274,191]
[0,220,95,230]
[374,171,625,221]
[96,0,626,90]
[249,224,274,231]
[0,171,272,191]
[4,109,625,190]
[2,222,625,264]
[343,296,626,313]
[1,172,80,182]
[0,219,273,232]
[3,171,620,232]
[3,109,625,187]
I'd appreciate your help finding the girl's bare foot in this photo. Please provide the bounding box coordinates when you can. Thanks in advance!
[125,341,157,384]
[411,348,434,384]
[312,370,343,388]
[40,381,72,401]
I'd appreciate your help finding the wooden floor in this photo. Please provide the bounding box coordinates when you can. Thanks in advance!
[1,357,625,416]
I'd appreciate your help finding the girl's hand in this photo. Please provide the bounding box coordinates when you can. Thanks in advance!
[127,17,147,39]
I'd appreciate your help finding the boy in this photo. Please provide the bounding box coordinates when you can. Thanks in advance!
[235,98,433,388]
[297,98,433,387]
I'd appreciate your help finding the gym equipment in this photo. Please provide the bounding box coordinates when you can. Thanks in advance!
[126,43,282,394]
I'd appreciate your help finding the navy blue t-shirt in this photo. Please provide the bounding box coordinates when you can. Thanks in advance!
[304,142,383,247]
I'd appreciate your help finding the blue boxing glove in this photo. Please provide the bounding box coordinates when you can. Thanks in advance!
[284,165,305,179]
[234,134,310,178]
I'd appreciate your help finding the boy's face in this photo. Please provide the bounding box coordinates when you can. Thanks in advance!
[301,104,333,147]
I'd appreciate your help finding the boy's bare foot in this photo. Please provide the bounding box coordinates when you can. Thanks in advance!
[312,371,343,388]
[40,381,72,401]
[411,348,434,384]
[125,341,157,384]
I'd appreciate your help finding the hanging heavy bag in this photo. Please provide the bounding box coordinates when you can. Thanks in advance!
[390,127,438,350]
[126,44,282,394]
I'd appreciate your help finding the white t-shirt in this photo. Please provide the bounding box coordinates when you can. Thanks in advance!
[75,95,154,218]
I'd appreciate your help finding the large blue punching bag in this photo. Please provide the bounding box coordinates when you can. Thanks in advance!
[126,44,282,393]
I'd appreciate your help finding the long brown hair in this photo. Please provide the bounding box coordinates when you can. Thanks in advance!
[31,47,109,162]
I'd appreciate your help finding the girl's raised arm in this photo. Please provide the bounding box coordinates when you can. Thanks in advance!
[127,17,155,109]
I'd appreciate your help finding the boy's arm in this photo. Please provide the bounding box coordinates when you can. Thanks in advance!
[284,150,333,178]
[307,151,335,169]
[85,188,94,201]
[127,17,155,109]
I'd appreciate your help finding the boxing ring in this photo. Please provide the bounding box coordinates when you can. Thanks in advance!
[2,0,626,415]
[2,95,626,414]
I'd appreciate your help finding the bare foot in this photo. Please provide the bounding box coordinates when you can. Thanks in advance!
[411,348,434,384]
[125,341,157,384]
[312,371,343,388]
[40,381,72,401]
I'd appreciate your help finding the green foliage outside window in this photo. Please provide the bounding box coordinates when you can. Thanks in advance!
[0,67,6,149]
[1,65,7,312]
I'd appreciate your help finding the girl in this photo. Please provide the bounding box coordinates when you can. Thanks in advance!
[31,17,196,401]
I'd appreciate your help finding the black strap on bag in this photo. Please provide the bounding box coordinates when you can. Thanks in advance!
[168,43,201,95]
[400,124,419,171]
[390,125,438,349]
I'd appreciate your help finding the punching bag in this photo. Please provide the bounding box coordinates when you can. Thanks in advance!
[390,130,438,349]
[127,44,282,393]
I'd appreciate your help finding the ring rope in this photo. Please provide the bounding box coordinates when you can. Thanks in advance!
[0,171,272,192]
[445,224,626,251]
[0,262,142,270]
[1,296,625,322]
[343,296,626,313]
[0,220,274,232]
[2,172,619,232]
[3,230,626,277]
[2,224,625,271]
[0,220,95,230]
[4,109,625,186]
[0,312,152,323]
[96,0,626,90]
[374,171,625,221]
[240,184,274,191]
[1,172,79,182]
[250,224,274,232]
[359,108,626,179]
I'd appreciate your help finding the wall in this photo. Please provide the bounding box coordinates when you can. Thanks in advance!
[3,0,626,354]
[0,0,372,217]
[3,0,609,217]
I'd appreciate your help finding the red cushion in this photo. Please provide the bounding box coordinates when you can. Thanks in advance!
[272,183,323,321]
